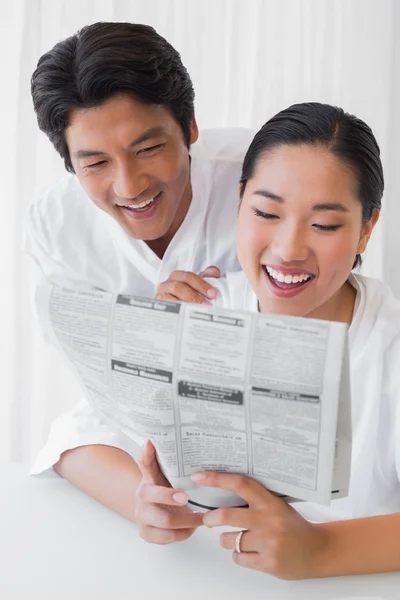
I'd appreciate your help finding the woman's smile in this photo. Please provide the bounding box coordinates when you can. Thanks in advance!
[262,264,316,298]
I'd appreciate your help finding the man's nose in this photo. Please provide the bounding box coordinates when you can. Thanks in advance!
[113,163,149,199]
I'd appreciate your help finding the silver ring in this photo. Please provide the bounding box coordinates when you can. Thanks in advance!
[235,530,245,553]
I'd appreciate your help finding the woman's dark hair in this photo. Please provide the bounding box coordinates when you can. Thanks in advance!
[31,22,195,172]
[240,102,384,268]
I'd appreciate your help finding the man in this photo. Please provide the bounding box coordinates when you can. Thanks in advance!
[26,21,253,543]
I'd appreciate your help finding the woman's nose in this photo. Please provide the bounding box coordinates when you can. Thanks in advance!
[274,226,309,263]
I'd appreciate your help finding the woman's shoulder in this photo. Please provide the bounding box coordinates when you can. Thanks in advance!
[351,273,400,351]
[354,273,400,321]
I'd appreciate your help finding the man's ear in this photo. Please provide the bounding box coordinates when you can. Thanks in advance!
[357,208,380,254]
[190,116,199,145]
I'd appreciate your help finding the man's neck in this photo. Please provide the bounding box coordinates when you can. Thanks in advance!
[145,235,172,260]
[145,180,193,260]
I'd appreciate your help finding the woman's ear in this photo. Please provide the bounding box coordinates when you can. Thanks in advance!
[357,208,380,254]
[238,183,244,213]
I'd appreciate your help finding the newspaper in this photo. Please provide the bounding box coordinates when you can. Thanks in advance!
[36,283,352,510]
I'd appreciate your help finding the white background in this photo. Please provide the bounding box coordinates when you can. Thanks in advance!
[1,0,399,465]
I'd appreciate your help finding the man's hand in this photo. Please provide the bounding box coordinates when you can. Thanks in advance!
[156,266,220,304]
[135,441,203,544]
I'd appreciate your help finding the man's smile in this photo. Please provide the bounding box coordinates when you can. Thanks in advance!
[117,191,163,220]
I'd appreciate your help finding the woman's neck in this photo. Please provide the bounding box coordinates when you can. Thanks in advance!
[257,280,357,325]
[306,280,357,325]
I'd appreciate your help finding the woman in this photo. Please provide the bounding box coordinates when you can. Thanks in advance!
[152,102,400,579]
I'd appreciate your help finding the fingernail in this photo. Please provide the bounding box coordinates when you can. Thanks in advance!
[206,288,216,299]
[191,473,207,482]
[202,514,214,527]
[142,440,154,458]
[172,492,188,504]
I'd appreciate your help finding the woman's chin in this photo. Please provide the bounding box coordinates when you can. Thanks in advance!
[258,295,310,317]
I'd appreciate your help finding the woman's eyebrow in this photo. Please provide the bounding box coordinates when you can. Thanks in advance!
[312,202,350,212]
[253,190,350,213]
[253,189,283,203]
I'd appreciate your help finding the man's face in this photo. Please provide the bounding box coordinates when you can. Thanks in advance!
[65,94,198,248]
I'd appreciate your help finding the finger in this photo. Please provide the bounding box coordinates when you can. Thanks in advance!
[157,281,211,304]
[164,271,217,300]
[137,440,170,486]
[139,503,204,530]
[138,483,189,507]
[220,530,259,553]
[233,551,263,571]
[139,524,196,545]
[202,507,252,528]
[199,266,221,279]
[155,292,181,302]
[191,471,272,507]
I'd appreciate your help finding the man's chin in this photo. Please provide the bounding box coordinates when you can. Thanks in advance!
[121,223,168,241]
[117,218,174,254]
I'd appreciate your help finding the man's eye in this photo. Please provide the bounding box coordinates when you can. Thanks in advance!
[253,209,279,220]
[313,224,343,232]
[85,160,107,169]
[138,144,164,155]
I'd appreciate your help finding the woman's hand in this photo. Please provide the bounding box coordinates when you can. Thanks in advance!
[192,471,328,580]
[156,266,220,304]
[135,441,203,544]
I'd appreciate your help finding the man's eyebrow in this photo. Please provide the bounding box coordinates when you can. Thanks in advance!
[74,126,166,160]
[74,149,106,160]
[253,190,350,213]
[128,126,166,148]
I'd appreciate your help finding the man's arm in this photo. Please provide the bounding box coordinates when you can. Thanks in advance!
[53,445,142,522]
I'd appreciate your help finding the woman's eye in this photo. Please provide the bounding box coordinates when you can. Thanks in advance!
[253,209,279,220]
[138,144,164,155]
[313,224,343,232]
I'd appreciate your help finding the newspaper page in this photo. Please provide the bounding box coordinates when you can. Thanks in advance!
[36,283,352,509]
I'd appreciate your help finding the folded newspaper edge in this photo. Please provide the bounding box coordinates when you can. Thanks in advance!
[36,282,352,509]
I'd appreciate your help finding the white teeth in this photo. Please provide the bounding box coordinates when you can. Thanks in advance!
[120,197,155,209]
[136,198,155,209]
[266,266,312,285]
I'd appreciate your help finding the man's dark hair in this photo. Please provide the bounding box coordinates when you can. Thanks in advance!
[240,102,384,269]
[31,22,195,172]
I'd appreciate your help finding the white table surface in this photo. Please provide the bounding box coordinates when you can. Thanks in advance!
[0,463,399,600]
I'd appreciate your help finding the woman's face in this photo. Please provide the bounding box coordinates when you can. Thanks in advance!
[237,144,379,320]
